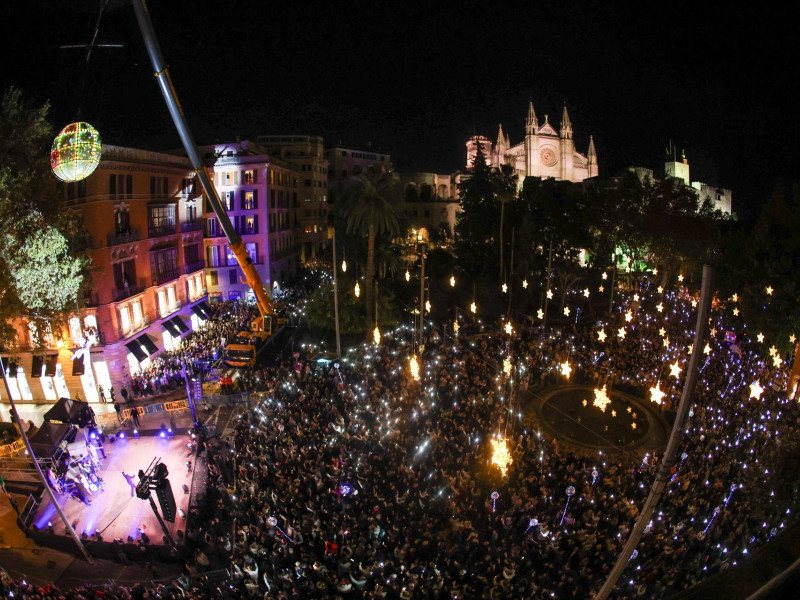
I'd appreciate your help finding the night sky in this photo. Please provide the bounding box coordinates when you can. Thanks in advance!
[3,0,799,219]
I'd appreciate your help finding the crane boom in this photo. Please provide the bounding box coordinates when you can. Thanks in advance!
[131,0,273,326]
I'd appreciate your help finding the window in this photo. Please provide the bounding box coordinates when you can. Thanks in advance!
[120,306,131,332]
[206,245,220,267]
[110,174,132,199]
[150,247,179,283]
[184,243,200,265]
[132,301,142,326]
[304,179,311,187]
[69,317,83,345]
[149,176,168,196]
[242,190,257,210]
[181,178,196,197]
[225,245,237,266]
[84,315,98,330]
[244,170,255,184]
[224,191,235,211]
[229,269,237,285]
[148,204,176,236]
[115,209,130,235]
[186,202,197,223]
[270,189,276,208]
[158,289,167,315]
[188,277,195,299]
[224,171,237,185]
[242,215,257,234]
[305,225,313,234]
[210,270,219,286]
[113,259,136,290]
[207,217,220,237]
[168,286,176,310]
[67,179,87,200]
[246,242,257,264]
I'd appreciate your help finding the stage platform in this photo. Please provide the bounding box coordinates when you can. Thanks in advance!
[31,432,196,548]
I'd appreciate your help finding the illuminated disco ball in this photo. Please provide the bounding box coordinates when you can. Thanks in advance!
[50,122,102,182]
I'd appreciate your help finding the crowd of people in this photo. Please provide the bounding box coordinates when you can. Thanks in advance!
[5,274,800,599]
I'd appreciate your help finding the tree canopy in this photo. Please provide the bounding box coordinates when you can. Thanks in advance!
[0,87,90,349]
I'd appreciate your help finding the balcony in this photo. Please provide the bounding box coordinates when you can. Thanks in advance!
[148,223,177,237]
[119,314,151,340]
[107,229,141,247]
[152,267,181,286]
[113,280,145,302]
[181,221,203,233]
[183,260,206,274]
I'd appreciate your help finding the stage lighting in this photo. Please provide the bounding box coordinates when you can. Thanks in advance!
[133,429,140,439]
[119,432,125,439]
[159,431,166,438]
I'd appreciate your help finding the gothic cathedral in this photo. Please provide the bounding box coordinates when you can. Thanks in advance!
[466,102,598,182]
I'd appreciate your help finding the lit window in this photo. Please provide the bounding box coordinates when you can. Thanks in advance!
[132,301,142,326]
[158,290,167,315]
[120,306,131,332]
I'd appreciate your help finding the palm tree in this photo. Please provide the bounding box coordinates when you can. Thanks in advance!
[342,169,401,328]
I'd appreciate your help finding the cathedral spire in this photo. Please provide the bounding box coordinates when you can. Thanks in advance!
[587,135,596,163]
[526,100,538,135]
[497,123,506,147]
[560,105,573,140]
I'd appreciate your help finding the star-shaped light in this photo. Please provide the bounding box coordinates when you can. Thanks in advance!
[602,272,608,280]
[583,288,590,298]
[659,327,666,337]
[470,301,477,313]
[537,309,544,320]
[425,300,431,313]
[669,361,682,378]
[657,286,664,294]
[703,344,711,355]
[749,380,764,400]
[617,327,626,339]
[454,321,460,335]
[504,357,512,377]
[766,285,773,295]
[599,285,605,293]
[769,345,778,357]
[678,274,684,282]
[757,332,765,343]
[710,328,717,336]
[653,268,658,276]
[490,436,512,477]
[582,399,588,407]
[501,282,508,293]
[354,282,360,298]
[522,279,528,289]
[663,337,669,348]
[731,293,739,302]
[656,303,664,313]
[773,355,783,368]
[560,361,572,378]
[625,311,633,322]
[633,293,640,302]
[611,410,617,417]
[505,322,513,335]
[631,422,637,430]
[626,406,632,413]
[597,329,607,342]
[341,259,347,272]
[593,385,611,412]
[649,383,665,405]
[450,275,456,287]
[405,269,410,282]
[563,306,570,316]
[373,325,381,345]
[691,299,698,308]
[733,307,739,316]
[791,334,797,344]
[688,344,693,354]
[546,289,553,300]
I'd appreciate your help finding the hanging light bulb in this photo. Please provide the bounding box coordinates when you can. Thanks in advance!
[373,325,380,345]
[354,282,360,298]
[341,259,347,273]
[405,269,410,282]
[425,300,431,313]
[470,301,477,314]
[522,279,528,289]
[504,322,513,335]
[450,275,456,287]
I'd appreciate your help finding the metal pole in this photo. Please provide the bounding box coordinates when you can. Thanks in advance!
[332,229,341,358]
[608,261,617,313]
[0,356,93,563]
[130,0,273,322]
[180,364,198,428]
[593,265,715,600]
[543,240,552,330]
[419,249,426,349]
